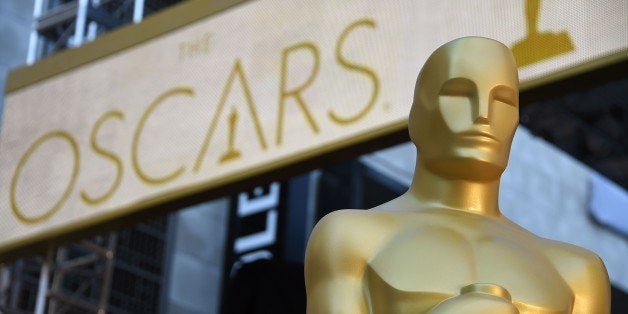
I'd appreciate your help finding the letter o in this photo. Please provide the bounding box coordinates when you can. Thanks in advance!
[10,131,80,224]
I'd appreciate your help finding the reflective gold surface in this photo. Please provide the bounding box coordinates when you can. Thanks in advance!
[305,37,610,313]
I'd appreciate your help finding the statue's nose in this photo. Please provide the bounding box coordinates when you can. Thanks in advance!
[473,92,490,124]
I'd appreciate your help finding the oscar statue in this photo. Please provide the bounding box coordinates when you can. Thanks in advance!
[305,37,610,314]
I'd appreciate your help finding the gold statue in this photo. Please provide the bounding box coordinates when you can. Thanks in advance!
[304,37,610,313]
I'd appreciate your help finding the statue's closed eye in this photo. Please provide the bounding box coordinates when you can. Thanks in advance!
[439,77,476,97]
[491,85,517,107]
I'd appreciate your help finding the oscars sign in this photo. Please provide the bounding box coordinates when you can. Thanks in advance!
[0,0,626,258]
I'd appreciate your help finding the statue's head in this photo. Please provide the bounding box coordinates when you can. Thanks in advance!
[409,37,519,181]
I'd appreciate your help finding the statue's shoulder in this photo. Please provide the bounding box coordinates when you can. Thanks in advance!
[539,238,610,308]
[306,209,397,260]
[501,219,608,281]
[311,210,395,241]
[540,238,606,273]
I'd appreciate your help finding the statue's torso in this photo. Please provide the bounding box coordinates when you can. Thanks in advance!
[362,209,574,313]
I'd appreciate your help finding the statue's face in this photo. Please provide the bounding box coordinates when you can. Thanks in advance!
[409,38,519,180]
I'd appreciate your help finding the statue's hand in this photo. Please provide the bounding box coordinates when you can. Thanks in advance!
[427,284,519,314]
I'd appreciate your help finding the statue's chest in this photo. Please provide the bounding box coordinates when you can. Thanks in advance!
[366,220,573,312]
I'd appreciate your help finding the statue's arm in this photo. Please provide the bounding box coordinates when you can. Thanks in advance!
[572,256,611,313]
[304,211,369,314]
[543,241,611,313]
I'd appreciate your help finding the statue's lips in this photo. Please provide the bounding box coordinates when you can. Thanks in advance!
[458,130,499,142]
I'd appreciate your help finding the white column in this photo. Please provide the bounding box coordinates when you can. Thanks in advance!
[26,0,45,64]
[133,0,145,23]
[34,250,53,314]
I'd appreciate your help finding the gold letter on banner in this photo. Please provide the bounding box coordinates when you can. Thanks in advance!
[194,60,268,172]
[10,131,80,224]
[276,42,321,146]
[132,87,193,185]
[80,110,125,205]
[329,18,380,125]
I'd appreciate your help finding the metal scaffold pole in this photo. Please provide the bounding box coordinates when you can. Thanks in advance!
[34,250,52,314]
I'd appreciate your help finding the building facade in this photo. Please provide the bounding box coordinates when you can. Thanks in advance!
[0,1,626,313]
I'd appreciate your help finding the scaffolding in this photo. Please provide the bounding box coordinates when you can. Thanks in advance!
[27,0,185,64]
[0,220,167,314]
[0,1,183,313]
[41,235,117,314]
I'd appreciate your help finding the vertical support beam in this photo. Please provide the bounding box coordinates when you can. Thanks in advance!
[349,161,364,209]
[87,0,101,42]
[87,21,98,41]
[34,250,53,314]
[305,170,321,236]
[97,233,117,314]
[0,263,7,310]
[48,248,68,314]
[74,0,89,47]
[8,260,23,310]
[27,0,46,64]
[283,171,320,263]
[158,216,178,314]
[133,0,145,23]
